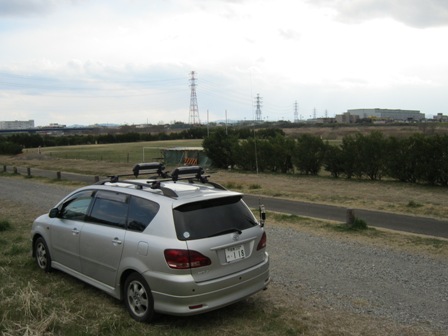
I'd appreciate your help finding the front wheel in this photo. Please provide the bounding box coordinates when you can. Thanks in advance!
[124,273,154,323]
[34,237,52,272]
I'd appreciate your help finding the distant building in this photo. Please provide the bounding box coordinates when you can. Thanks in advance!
[433,113,448,122]
[0,120,35,129]
[347,109,424,122]
[335,112,359,124]
[315,117,336,124]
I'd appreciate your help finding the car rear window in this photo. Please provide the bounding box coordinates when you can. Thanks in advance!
[173,196,258,241]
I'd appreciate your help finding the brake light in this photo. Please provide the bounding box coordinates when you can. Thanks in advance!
[257,232,267,250]
[164,249,211,269]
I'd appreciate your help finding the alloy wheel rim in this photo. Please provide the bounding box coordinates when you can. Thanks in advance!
[128,281,148,317]
[36,243,47,268]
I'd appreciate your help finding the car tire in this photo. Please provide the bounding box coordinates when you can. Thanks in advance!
[124,273,154,323]
[34,237,52,272]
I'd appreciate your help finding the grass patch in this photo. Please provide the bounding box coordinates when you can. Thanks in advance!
[223,181,244,190]
[0,219,12,232]
[271,213,309,223]
[407,200,423,208]
[350,217,368,230]
[408,236,448,250]
[4,243,29,256]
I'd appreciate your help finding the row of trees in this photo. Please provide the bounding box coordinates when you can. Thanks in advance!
[0,127,281,155]
[3,127,448,186]
[0,129,210,155]
[203,129,448,186]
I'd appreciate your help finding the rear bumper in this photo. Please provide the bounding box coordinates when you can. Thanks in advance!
[144,254,270,316]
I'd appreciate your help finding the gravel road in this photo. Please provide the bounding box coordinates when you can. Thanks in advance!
[1,176,447,333]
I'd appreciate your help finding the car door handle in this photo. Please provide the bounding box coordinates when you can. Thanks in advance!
[112,237,122,246]
[72,228,80,235]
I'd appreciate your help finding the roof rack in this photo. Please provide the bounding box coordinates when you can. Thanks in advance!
[106,162,168,183]
[132,162,168,178]
[100,163,226,198]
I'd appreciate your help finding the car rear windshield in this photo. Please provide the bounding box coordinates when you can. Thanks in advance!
[173,196,258,241]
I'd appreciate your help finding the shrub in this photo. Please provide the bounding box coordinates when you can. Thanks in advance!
[351,217,368,230]
[0,141,22,155]
[407,200,423,208]
[0,220,12,232]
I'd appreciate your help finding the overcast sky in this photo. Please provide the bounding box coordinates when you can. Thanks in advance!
[1,0,448,126]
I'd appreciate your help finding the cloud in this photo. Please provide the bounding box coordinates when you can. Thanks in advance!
[0,0,57,16]
[310,0,448,28]
[278,28,302,41]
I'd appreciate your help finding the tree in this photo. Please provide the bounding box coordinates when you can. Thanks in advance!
[359,131,387,180]
[292,134,326,175]
[268,134,294,173]
[202,129,239,169]
[0,140,22,155]
[323,144,344,178]
[234,137,258,171]
[340,134,359,179]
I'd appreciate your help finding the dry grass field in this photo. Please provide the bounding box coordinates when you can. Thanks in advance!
[282,123,448,140]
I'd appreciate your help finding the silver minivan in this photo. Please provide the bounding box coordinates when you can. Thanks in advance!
[31,164,270,322]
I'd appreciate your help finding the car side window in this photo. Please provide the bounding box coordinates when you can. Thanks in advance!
[60,191,94,221]
[127,196,160,232]
[88,191,129,228]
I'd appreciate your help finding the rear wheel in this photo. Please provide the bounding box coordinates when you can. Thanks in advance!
[34,237,52,272]
[124,273,154,323]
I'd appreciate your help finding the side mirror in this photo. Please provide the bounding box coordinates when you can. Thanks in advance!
[259,204,266,227]
[49,208,59,218]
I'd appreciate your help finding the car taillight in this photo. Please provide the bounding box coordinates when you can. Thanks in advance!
[257,232,267,250]
[164,249,211,269]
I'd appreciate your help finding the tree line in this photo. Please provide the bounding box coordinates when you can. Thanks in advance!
[203,129,448,186]
[0,128,210,155]
[3,127,448,186]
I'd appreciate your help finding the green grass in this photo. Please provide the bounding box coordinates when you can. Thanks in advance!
[0,219,12,231]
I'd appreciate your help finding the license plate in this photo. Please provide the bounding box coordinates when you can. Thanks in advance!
[225,245,245,262]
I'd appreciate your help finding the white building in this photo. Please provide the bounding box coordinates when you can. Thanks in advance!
[0,120,35,129]
[347,109,424,122]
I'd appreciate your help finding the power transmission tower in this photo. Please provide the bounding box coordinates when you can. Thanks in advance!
[255,93,262,122]
[294,101,299,123]
[188,71,200,125]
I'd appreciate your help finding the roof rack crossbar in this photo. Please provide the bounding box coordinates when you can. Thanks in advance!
[101,164,226,196]
[104,179,179,198]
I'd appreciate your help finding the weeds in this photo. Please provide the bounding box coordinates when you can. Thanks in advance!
[350,217,368,230]
[0,219,12,232]
[5,243,29,256]
[223,181,243,190]
[407,200,423,208]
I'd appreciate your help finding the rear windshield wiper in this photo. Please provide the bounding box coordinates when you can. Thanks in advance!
[209,228,242,238]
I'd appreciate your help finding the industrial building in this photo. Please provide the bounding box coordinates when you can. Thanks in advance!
[346,109,424,122]
[0,120,35,129]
